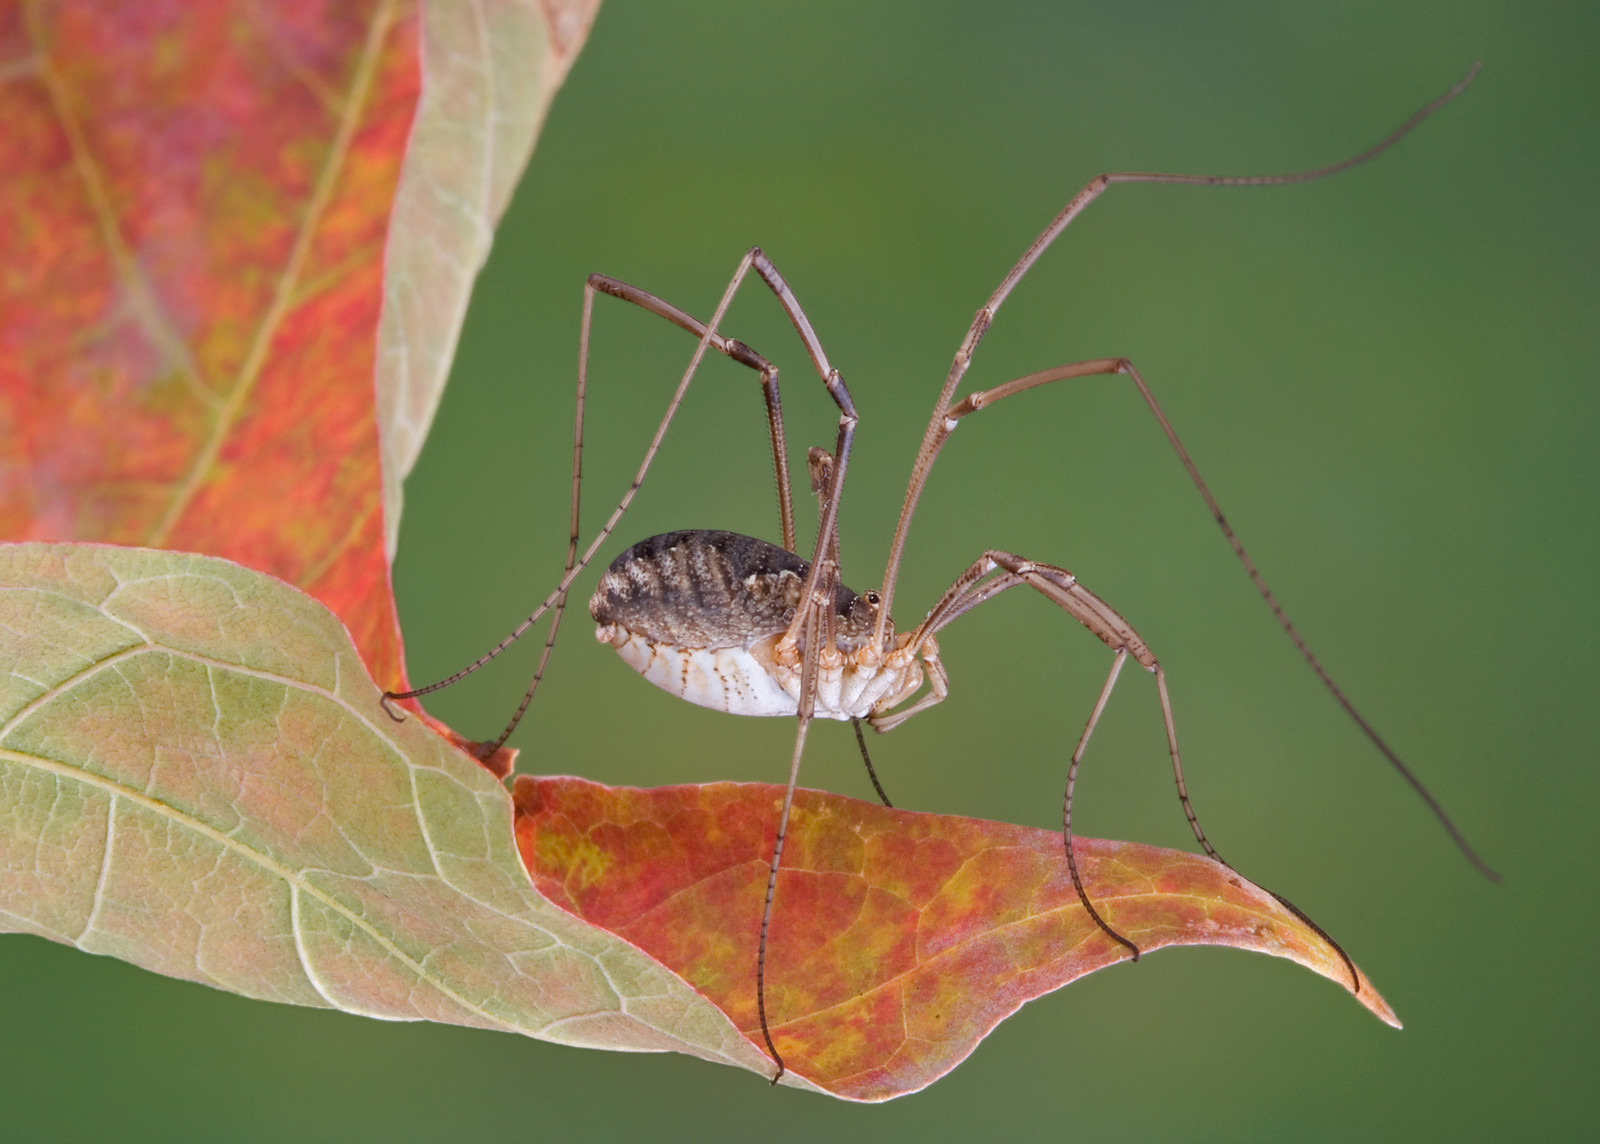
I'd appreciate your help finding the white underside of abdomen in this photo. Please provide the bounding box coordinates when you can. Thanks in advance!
[598,626,923,720]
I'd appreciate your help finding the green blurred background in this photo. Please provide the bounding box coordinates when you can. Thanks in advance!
[6,0,1596,1138]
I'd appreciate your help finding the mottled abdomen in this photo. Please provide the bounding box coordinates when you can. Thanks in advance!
[589,530,921,719]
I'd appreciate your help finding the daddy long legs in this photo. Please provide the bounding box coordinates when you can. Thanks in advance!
[383,64,1497,1083]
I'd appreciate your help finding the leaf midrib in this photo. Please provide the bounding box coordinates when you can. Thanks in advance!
[146,0,401,549]
[0,631,537,1035]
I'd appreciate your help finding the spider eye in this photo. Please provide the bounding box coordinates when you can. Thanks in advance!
[866,590,881,605]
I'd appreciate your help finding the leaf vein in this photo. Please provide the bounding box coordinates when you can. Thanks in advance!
[77,790,117,945]
[22,1,215,410]
[144,0,401,547]
[1,742,523,1034]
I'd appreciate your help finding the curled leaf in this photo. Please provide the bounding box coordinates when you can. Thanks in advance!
[376,0,602,560]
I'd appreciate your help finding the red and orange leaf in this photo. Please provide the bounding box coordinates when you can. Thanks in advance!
[0,1,416,681]
[514,775,1398,1101]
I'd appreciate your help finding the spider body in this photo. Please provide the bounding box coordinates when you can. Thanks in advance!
[590,528,928,721]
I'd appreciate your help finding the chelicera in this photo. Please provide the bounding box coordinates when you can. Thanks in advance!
[384,65,1496,1083]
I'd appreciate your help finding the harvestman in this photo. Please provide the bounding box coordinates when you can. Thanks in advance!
[384,66,1498,1082]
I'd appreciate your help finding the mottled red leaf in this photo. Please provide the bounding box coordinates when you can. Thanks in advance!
[514,775,1399,1100]
[0,0,418,683]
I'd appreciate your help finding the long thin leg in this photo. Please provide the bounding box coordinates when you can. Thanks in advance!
[873,65,1480,644]
[757,600,825,1085]
[1151,666,1358,987]
[866,66,1494,881]
[463,284,600,757]
[741,251,860,665]
[874,547,1360,987]
[588,275,799,552]
[1065,649,1140,959]
[885,553,1152,960]
[615,250,869,1081]
[610,252,864,1085]
[896,354,1498,879]
[810,446,894,808]
[976,557,1360,989]
[852,718,892,808]
[719,251,870,1079]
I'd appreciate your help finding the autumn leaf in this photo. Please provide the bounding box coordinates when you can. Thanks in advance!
[0,0,598,689]
[514,775,1398,1100]
[0,0,1401,1102]
[1,0,417,683]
